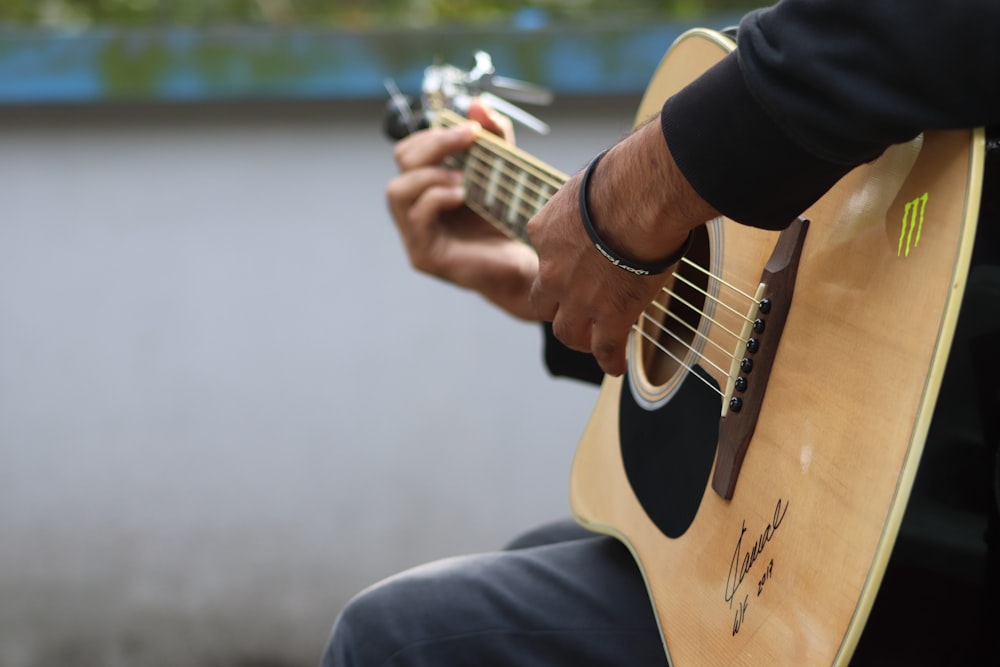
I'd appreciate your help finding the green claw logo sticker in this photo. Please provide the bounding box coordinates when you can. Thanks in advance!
[898,192,929,257]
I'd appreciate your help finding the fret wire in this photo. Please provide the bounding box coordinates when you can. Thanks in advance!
[463,174,536,227]
[462,149,551,223]
[435,109,565,227]
[437,111,566,190]
[462,162,535,228]
[465,199,503,235]
[440,112,567,187]
[465,144,560,208]
[469,141,566,191]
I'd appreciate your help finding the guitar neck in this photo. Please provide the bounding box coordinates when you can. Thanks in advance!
[436,109,569,245]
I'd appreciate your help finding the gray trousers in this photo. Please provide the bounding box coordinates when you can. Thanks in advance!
[320,519,668,667]
[321,516,993,666]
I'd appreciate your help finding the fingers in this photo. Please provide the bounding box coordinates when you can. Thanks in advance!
[388,122,478,231]
[385,168,466,276]
[587,312,633,378]
[406,172,465,230]
[387,167,462,221]
[529,255,634,376]
[467,100,515,143]
[531,279,634,377]
[393,98,511,175]
[393,123,479,173]
[527,184,654,377]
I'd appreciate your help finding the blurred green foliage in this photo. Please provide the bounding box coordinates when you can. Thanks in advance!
[1,0,762,28]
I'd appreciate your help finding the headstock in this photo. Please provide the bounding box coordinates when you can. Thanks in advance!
[383,51,553,141]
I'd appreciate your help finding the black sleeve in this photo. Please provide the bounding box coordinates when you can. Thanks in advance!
[662,0,1000,229]
[541,322,605,386]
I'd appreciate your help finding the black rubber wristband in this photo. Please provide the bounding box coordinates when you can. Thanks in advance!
[578,149,694,276]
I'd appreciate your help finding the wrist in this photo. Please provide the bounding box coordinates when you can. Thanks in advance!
[579,149,694,276]
[586,120,716,264]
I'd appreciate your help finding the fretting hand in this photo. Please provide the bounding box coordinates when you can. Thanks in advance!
[387,101,539,321]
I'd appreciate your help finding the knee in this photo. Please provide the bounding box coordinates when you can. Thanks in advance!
[320,555,486,666]
[320,585,393,667]
[321,568,439,667]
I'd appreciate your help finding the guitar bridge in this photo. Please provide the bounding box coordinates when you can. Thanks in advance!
[712,217,809,500]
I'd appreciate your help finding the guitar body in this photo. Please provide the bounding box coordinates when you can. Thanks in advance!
[569,29,985,666]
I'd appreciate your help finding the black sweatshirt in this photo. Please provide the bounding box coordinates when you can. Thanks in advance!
[663,0,1000,230]
[546,0,1000,382]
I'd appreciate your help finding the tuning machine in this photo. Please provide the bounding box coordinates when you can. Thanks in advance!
[383,51,553,141]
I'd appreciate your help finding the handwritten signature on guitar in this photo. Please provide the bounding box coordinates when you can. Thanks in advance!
[725,498,790,636]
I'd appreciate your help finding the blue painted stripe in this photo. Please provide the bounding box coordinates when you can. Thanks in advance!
[0,19,738,105]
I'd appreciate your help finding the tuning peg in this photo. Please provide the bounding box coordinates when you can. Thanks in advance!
[479,91,550,135]
[486,75,554,106]
[387,52,554,137]
[383,78,426,141]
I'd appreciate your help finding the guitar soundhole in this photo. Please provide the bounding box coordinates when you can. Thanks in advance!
[638,226,712,389]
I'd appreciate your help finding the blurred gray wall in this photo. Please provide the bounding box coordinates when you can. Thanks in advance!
[0,96,639,667]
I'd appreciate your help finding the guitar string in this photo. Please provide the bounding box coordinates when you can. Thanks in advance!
[459,146,758,326]
[458,145,757,364]
[462,139,754,299]
[463,144,563,225]
[657,285,747,345]
[445,111,762,324]
[646,298,738,360]
[631,317,727,398]
[460,144,761,317]
[441,118,762,388]
[635,310,732,380]
[438,114,566,203]
[638,293,751,387]
[458,150,549,230]
[466,142,760,328]
[460,149,541,227]
[672,265,758,323]
[459,159,753,387]
[468,142,565,190]
[439,113,566,190]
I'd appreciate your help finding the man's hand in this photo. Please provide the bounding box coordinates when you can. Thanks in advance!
[527,119,718,376]
[387,102,539,320]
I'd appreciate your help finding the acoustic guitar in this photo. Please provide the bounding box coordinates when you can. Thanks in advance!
[421,27,985,665]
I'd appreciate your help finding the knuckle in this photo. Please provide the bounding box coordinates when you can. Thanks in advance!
[385,178,405,204]
[535,259,564,288]
[592,338,621,363]
[552,319,590,353]
[525,215,543,241]
[392,141,410,170]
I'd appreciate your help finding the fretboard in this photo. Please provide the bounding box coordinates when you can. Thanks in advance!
[437,110,568,246]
